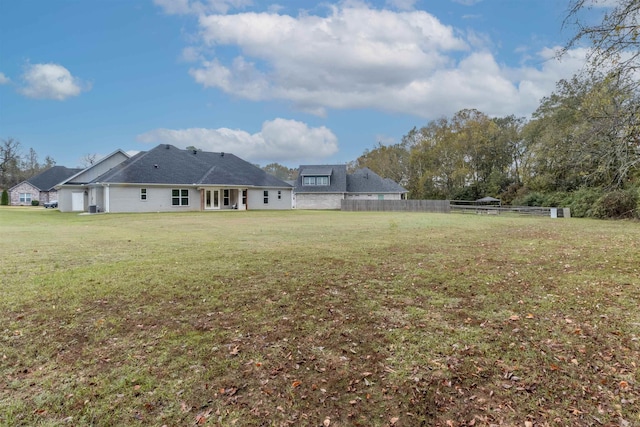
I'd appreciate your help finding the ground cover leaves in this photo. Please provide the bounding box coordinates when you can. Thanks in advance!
[0,209,639,426]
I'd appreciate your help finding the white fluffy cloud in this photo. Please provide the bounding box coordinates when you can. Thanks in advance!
[0,72,10,85]
[160,2,588,119]
[136,118,338,164]
[19,63,89,100]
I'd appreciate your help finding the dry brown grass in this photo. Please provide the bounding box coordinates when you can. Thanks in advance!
[1,208,639,426]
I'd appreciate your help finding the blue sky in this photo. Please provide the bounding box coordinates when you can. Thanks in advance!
[0,0,607,168]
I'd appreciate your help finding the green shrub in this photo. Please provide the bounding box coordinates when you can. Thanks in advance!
[31,200,40,206]
[511,191,546,207]
[0,189,8,206]
[499,183,523,206]
[542,191,569,208]
[565,187,604,218]
[591,189,638,219]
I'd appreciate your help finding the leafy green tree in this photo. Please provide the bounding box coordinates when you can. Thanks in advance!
[406,109,516,200]
[1,189,8,206]
[561,1,640,191]
[354,141,410,186]
[492,115,527,185]
[262,163,298,180]
[524,73,639,192]
[407,117,461,199]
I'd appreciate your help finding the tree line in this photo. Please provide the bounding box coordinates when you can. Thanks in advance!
[0,137,56,191]
[353,0,640,218]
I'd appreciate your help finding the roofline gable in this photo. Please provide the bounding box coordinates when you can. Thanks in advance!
[58,149,130,185]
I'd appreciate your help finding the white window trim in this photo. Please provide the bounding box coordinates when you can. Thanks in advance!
[303,175,330,186]
[171,188,190,206]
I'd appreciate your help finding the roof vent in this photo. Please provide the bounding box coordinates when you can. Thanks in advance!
[154,164,159,168]
[165,144,170,149]
[193,150,197,155]
[220,152,224,157]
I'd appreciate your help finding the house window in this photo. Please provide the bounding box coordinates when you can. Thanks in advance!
[19,193,32,203]
[242,190,247,206]
[263,190,269,204]
[223,189,230,206]
[278,190,281,200]
[303,176,329,186]
[172,189,189,206]
[140,188,147,201]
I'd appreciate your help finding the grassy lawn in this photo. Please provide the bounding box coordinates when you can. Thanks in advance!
[1,207,639,426]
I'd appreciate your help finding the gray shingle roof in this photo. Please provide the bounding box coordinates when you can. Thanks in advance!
[347,168,407,193]
[93,144,291,188]
[295,164,348,193]
[294,165,406,194]
[27,166,84,191]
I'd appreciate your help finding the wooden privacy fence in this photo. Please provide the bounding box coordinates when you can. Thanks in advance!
[341,199,451,213]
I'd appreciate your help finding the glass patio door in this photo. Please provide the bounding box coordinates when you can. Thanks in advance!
[205,189,220,209]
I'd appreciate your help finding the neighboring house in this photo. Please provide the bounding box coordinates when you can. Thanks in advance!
[56,144,292,213]
[293,165,407,209]
[56,149,131,212]
[8,166,83,206]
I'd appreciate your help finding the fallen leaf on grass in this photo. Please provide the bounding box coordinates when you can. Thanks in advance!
[195,409,213,425]
[292,380,301,388]
[323,417,331,427]
[390,417,399,425]
[509,315,520,321]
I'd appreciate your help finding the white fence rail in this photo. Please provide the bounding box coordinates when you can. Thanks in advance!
[341,199,450,213]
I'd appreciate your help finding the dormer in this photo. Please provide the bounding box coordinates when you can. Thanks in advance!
[300,167,332,186]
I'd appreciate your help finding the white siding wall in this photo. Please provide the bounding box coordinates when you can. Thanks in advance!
[246,188,292,210]
[295,193,344,209]
[72,152,129,183]
[62,185,292,213]
[58,187,87,212]
[107,186,201,213]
